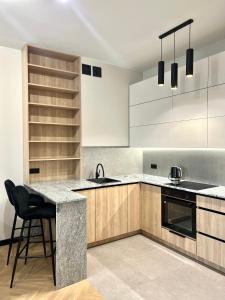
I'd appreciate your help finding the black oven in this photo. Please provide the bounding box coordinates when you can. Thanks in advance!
[161,187,196,239]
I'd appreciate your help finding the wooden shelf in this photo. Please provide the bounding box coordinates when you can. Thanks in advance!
[28,63,79,79]
[29,140,80,143]
[29,157,80,162]
[29,121,80,127]
[28,83,79,95]
[29,102,80,110]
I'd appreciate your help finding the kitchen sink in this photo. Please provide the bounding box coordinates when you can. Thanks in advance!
[87,177,121,184]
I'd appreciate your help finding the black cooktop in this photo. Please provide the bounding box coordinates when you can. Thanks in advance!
[166,181,217,191]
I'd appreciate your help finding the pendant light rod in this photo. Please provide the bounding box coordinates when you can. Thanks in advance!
[159,19,193,39]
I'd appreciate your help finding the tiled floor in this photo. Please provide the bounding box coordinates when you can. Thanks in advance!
[87,235,225,300]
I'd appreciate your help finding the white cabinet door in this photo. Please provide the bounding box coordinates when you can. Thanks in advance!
[170,119,207,148]
[129,72,172,106]
[130,123,173,147]
[173,58,208,95]
[208,116,225,148]
[208,84,225,117]
[208,51,225,87]
[172,89,207,122]
[130,119,207,148]
[130,97,172,127]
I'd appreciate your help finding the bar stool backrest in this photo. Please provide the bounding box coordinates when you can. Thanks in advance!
[11,186,30,219]
[4,180,16,206]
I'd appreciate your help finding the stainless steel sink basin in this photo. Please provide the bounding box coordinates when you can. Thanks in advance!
[87,177,121,184]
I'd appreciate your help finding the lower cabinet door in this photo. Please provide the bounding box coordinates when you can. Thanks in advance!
[162,228,196,255]
[141,184,161,238]
[96,185,128,241]
[79,189,96,244]
[197,233,225,268]
[128,184,141,232]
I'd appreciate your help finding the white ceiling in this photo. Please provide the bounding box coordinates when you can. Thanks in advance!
[1,0,225,72]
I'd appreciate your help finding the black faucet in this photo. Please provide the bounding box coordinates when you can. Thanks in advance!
[95,163,105,179]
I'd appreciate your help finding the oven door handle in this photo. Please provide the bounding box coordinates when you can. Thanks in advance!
[169,230,186,238]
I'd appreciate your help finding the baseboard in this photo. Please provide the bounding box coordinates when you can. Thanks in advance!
[87,230,141,248]
[0,237,19,247]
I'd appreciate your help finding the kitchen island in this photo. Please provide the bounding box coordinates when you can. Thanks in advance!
[28,174,225,288]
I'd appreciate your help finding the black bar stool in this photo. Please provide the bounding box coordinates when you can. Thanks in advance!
[4,179,47,265]
[10,185,56,288]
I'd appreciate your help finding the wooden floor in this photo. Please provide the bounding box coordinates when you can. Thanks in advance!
[0,243,104,300]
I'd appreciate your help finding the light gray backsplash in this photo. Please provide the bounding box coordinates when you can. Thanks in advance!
[82,147,143,179]
[143,150,225,186]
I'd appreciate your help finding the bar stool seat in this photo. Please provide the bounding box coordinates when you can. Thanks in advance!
[22,203,56,220]
[4,179,49,266]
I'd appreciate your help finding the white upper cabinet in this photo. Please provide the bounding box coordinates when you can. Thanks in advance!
[208,84,225,117]
[130,97,172,127]
[173,58,208,95]
[129,72,172,106]
[130,119,207,148]
[208,51,225,87]
[172,89,207,122]
[208,116,225,148]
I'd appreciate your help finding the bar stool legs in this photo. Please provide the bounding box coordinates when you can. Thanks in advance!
[7,213,17,265]
[48,219,56,286]
[10,220,25,288]
[24,220,31,265]
[10,218,56,288]
[40,219,47,257]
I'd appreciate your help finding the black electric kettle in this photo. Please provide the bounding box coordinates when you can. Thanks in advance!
[168,166,182,185]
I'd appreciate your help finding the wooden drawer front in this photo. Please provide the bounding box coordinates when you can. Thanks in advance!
[197,195,225,213]
[161,228,196,255]
[197,233,225,268]
[197,208,225,241]
[128,184,141,232]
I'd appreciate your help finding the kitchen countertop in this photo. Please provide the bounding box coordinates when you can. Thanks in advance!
[28,173,225,203]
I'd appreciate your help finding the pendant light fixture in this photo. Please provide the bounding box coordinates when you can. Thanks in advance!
[171,33,178,90]
[186,24,194,77]
[158,39,164,86]
[158,19,194,87]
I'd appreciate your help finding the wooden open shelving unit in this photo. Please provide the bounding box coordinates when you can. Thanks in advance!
[23,45,81,183]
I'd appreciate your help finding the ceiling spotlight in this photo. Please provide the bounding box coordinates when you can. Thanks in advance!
[186,24,194,78]
[171,33,178,90]
[158,39,164,86]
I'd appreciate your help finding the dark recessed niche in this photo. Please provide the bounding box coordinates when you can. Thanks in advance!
[82,64,91,75]
[93,66,102,78]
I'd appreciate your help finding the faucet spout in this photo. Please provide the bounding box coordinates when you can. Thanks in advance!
[95,163,105,179]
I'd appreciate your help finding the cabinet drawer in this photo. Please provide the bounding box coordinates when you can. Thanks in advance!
[161,228,196,255]
[197,208,225,241]
[197,196,225,213]
[197,233,225,268]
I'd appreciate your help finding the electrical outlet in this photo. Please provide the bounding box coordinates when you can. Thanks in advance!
[29,168,40,174]
[151,163,158,169]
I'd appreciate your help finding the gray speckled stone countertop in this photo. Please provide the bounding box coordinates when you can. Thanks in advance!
[28,173,225,203]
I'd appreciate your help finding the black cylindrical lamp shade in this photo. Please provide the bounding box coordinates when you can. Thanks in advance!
[186,48,194,77]
[171,62,178,89]
[158,60,164,86]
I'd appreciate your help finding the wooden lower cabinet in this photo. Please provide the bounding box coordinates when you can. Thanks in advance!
[128,184,141,232]
[162,228,196,255]
[96,185,128,241]
[197,233,225,269]
[141,184,161,238]
[78,189,96,244]
[197,195,225,213]
[197,208,225,241]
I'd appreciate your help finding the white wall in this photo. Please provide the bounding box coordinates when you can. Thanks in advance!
[0,46,23,240]
[81,57,141,146]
